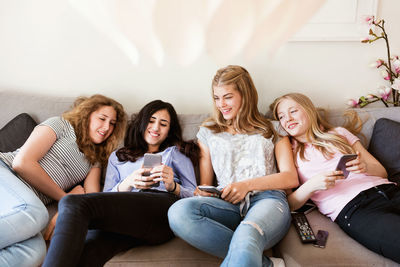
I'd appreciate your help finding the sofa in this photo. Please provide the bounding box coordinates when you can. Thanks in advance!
[1,90,400,267]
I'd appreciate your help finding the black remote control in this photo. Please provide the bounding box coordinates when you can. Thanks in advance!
[292,212,316,243]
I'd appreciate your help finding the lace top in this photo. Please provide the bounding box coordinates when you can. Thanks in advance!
[197,126,277,188]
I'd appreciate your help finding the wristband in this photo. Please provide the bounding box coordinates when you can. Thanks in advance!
[168,181,177,193]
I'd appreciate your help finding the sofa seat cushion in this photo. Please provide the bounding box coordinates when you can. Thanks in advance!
[104,237,222,267]
[368,118,400,183]
[276,210,399,266]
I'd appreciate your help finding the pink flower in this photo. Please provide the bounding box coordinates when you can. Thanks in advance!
[347,99,359,108]
[392,58,400,74]
[392,78,400,91]
[369,59,384,68]
[362,15,375,25]
[378,86,391,100]
[381,70,391,80]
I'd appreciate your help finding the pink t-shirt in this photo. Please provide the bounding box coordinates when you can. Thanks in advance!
[295,127,391,221]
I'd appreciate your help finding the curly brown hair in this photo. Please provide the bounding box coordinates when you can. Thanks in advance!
[63,94,127,166]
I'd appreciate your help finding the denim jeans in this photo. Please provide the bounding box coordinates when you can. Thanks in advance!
[168,190,290,267]
[0,160,48,267]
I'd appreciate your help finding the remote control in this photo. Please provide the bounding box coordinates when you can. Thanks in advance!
[292,212,316,243]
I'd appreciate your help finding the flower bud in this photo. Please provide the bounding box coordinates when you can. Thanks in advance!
[347,99,359,108]
[366,94,375,100]
[378,86,391,100]
[381,70,391,80]
[369,59,384,68]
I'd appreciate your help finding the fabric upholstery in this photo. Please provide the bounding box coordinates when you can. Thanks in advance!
[368,118,400,183]
[0,113,37,152]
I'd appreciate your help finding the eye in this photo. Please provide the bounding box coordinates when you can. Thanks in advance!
[99,117,106,121]
[290,109,298,114]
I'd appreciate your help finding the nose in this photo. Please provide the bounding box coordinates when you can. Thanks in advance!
[151,122,160,131]
[217,99,226,108]
[103,122,110,131]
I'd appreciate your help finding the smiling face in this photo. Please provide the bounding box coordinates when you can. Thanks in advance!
[89,105,117,144]
[213,84,242,121]
[143,109,171,152]
[276,98,310,142]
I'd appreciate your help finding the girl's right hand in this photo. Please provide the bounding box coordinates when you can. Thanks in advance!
[306,171,344,191]
[194,186,215,197]
[119,168,154,191]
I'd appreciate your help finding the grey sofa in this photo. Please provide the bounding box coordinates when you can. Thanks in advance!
[1,90,399,266]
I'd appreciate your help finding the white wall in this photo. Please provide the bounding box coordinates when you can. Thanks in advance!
[0,0,399,114]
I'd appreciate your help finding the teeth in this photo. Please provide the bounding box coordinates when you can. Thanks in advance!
[149,132,159,137]
[98,131,105,136]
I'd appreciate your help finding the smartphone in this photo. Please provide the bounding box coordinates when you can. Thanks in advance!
[313,230,329,248]
[292,203,316,215]
[198,185,221,197]
[335,154,357,178]
[143,153,162,187]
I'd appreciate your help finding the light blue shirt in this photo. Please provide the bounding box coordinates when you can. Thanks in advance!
[103,146,197,198]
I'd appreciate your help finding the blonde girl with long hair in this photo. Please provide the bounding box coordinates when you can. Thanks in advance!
[272,93,400,263]
[0,94,126,267]
[168,65,298,267]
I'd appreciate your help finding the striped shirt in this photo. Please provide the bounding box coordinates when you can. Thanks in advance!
[0,117,93,204]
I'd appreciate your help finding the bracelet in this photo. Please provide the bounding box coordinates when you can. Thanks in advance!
[168,181,177,193]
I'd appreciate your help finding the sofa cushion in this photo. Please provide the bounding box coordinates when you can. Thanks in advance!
[277,210,398,266]
[368,118,400,183]
[0,113,37,152]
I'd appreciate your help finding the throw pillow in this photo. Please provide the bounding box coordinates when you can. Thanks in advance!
[368,118,400,183]
[0,113,37,152]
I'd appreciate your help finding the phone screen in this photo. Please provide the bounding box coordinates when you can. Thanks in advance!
[198,186,221,196]
[292,203,316,214]
[143,153,162,187]
[335,154,357,178]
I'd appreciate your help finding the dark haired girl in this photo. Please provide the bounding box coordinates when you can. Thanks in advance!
[43,100,198,267]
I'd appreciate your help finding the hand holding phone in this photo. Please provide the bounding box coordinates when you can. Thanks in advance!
[198,185,221,197]
[143,153,162,187]
[335,154,357,178]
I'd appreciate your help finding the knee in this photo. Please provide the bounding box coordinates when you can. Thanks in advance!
[58,194,86,216]
[168,198,197,232]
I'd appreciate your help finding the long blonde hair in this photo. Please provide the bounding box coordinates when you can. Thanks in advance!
[63,94,127,166]
[204,65,275,139]
[271,93,362,162]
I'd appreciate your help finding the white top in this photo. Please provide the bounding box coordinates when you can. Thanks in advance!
[196,126,277,188]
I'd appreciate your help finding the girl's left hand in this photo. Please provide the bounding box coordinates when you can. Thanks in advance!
[150,164,175,191]
[220,181,249,204]
[346,151,367,174]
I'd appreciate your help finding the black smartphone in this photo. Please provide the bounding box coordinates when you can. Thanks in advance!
[335,154,357,178]
[198,185,221,197]
[292,203,316,215]
[143,153,162,187]
[313,230,329,248]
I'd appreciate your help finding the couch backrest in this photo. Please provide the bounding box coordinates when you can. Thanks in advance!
[2,90,400,147]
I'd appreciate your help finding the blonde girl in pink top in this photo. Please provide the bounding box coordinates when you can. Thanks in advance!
[271,93,400,263]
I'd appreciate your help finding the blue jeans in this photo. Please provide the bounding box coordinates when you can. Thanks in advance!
[168,190,291,267]
[0,160,49,267]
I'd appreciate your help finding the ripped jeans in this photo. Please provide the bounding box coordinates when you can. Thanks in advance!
[168,190,290,267]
